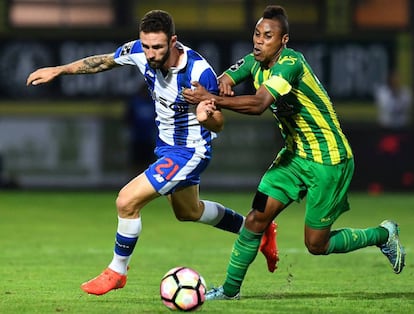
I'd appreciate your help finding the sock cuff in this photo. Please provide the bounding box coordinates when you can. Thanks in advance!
[240,226,263,240]
[118,216,142,237]
[198,200,224,225]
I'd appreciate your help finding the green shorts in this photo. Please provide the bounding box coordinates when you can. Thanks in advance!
[258,149,354,229]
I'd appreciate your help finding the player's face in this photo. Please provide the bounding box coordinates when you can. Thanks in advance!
[253,18,288,67]
[140,32,173,69]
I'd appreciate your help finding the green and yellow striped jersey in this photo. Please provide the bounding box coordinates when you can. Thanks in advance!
[224,47,353,165]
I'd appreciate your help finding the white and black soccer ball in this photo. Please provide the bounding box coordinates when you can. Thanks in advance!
[160,266,207,311]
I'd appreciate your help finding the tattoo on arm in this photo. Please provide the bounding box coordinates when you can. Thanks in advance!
[75,54,117,74]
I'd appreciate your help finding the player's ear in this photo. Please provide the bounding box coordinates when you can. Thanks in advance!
[170,35,177,46]
[282,34,289,45]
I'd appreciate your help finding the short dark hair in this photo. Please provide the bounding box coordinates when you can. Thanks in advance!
[262,5,289,35]
[139,10,175,40]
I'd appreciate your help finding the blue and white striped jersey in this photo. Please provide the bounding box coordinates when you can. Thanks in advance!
[114,40,219,152]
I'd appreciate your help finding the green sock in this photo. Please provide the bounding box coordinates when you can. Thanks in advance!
[326,226,388,254]
[222,227,262,297]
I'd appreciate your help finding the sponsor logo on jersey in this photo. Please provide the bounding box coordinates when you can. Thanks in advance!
[278,56,297,65]
[155,94,189,113]
[153,173,165,183]
[170,103,188,113]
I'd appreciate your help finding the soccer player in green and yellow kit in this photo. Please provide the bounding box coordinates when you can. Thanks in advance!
[183,5,406,300]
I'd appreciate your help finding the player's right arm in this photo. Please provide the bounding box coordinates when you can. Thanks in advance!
[184,80,274,115]
[26,53,118,86]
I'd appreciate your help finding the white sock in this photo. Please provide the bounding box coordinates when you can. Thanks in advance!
[198,200,225,225]
[108,216,142,275]
[198,200,245,233]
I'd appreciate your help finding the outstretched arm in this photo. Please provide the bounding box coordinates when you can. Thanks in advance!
[215,85,274,115]
[183,80,274,115]
[26,53,118,86]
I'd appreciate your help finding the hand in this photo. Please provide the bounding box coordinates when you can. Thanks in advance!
[219,81,235,97]
[196,99,217,123]
[26,66,62,86]
[182,81,212,104]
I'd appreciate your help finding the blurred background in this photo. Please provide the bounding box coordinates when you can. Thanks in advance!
[0,0,412,193]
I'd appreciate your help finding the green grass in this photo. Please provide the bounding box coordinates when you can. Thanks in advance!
[0,191,413,313]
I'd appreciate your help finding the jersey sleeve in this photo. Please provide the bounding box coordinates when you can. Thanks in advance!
[113,40,143,66]
[263,53,303,99]
[223,54,256,85]
[187,49,219,95]
[198,67,219,95]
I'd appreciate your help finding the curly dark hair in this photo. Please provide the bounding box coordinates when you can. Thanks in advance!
[139,10,176,40]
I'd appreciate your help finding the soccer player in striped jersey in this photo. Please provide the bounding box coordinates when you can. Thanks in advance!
[183,5,405,300]
[26,10,278,296]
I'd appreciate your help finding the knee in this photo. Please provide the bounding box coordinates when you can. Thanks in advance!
[116,191,136,217]
[305,240,328,255]
[172,200,203,222]
[244,211,270,233]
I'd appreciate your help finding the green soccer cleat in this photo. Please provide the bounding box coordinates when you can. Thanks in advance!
[205,286,240,301]
[379,220,406,274]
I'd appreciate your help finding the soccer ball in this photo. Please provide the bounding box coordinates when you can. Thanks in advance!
[160,266,206,311]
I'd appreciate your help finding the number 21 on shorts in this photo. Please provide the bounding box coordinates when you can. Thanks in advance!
[155,157,179,180]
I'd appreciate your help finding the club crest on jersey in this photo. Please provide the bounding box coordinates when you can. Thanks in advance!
[278,56,297,65]
[229,59,245,72]
[178,87,187,102]
[120,41,134,56]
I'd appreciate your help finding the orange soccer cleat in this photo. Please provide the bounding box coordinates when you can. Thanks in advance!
[81,268,127,295]
[259,221,279,273]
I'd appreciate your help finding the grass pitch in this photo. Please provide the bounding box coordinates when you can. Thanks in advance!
[1,191,413,313]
